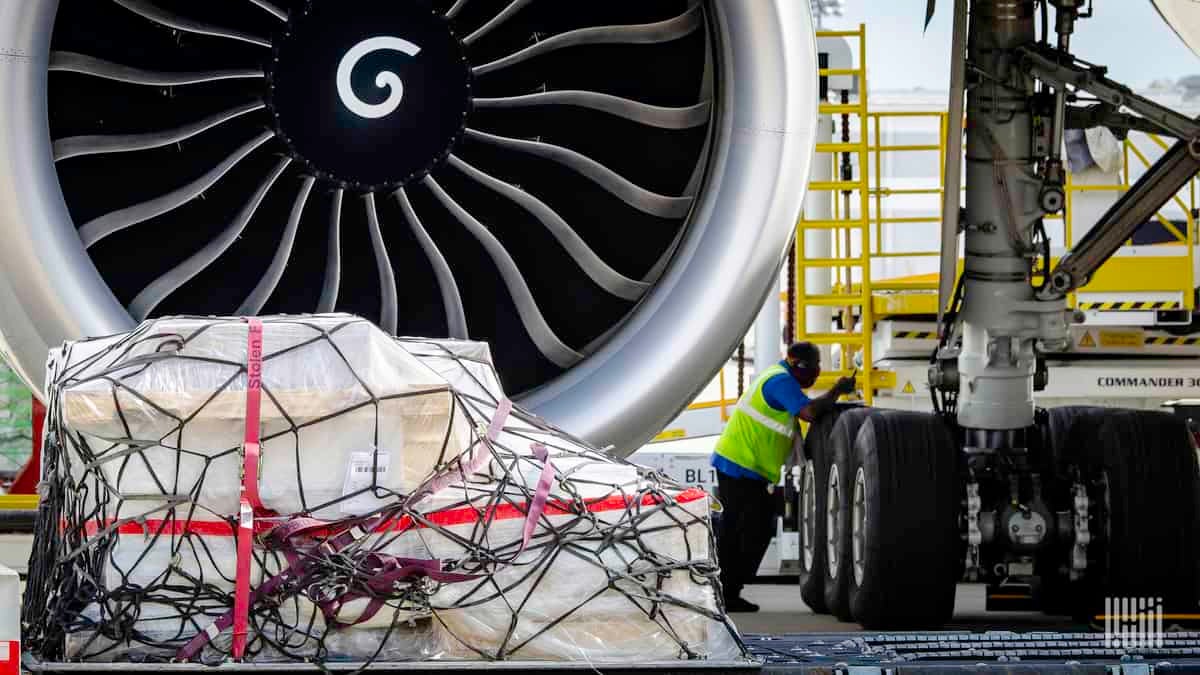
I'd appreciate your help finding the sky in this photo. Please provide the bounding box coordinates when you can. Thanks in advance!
[820,1,1200,91]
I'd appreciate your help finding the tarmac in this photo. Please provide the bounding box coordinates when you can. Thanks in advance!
[730,582,1079,634]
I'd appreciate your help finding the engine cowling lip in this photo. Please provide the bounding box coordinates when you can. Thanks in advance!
[0,0,139,391]
[520,0,820,454]
[0,0,818,457]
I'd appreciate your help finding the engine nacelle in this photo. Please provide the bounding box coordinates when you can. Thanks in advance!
[0,0,819,454]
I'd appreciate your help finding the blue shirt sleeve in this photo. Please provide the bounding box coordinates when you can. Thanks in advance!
[761,372,811,417]
[710,452,769,482]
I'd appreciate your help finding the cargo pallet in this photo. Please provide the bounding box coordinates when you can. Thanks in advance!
[18,632,1200,674]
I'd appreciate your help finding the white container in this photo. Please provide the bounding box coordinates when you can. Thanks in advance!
[55,316,472,519]
[66,517,324,661]
[425,489,730,661]
[344,461,733,662]
[44,322,741,664]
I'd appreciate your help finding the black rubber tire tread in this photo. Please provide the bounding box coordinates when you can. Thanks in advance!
[822,407,882,621]
[1042,406,1109,478]
[1036,406,1108,616]
[847,410,961,629]
[1072,409,1200,619]
[797,408,846,614]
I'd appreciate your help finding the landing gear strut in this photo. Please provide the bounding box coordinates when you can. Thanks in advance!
[914,0,1200,628]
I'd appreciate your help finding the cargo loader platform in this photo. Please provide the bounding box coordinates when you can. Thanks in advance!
[745,632,1200,672]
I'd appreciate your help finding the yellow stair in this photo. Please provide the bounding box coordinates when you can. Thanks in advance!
[796,25,875,403]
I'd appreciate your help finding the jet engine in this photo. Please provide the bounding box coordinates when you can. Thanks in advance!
[0,0,818,453]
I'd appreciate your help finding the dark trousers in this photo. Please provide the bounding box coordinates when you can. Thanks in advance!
[715,470,776,600]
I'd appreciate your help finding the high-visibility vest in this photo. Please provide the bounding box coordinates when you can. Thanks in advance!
[713,364,798,483]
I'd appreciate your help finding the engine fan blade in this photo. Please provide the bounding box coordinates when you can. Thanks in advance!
[17,0,814,455]
[317,189,343,314]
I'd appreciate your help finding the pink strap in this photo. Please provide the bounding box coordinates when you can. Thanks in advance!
[242,319,264,511]
[231,500,253,659]
[231,318,264,660]
[487,398,512,441]
[521,443,555,551]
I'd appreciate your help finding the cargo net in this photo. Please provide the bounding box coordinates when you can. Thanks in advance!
[23,315,744,666]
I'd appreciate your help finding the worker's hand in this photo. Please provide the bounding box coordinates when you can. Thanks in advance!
[833,374,857,396]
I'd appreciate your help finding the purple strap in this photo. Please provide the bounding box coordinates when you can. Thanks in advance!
[405,398,512,509]
[177,398,543,661]
[521,443,556,552]
[176,515,479,661]
[316,554,480,627]
[177,563,298,659]
[487,398,512,441]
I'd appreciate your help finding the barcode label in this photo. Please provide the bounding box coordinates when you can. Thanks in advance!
[341,449,391,516]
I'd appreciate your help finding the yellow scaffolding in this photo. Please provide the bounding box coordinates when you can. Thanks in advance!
[677,23,1200,429]
[853,116,1199,318]
[796,24,875,403]
[675,25,881,423]
[869,111,948,269]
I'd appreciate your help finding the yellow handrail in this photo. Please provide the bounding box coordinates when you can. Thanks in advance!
[797,25,874,403]
[684,27,1200,421]
[681,24,878,417]
[1125,140,1190,242]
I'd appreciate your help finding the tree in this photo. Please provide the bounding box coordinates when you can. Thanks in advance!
[0,360,32,474]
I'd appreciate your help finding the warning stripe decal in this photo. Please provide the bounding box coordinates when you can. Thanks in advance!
[1079,301,1181,311]
[1144,336,1200,346]
[893,331,936,339]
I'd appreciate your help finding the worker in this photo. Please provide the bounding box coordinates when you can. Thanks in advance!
[711,342,856,612]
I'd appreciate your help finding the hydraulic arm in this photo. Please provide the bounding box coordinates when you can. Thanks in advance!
[1019,45,1200,298]
[932,0,1200,435]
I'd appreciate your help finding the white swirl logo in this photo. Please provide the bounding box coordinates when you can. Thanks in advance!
[336,36,422,120]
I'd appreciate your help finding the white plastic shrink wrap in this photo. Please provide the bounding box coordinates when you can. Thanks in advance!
[25,315,745,665]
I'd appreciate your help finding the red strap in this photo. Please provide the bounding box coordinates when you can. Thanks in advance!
[231,500,253,659]
[242,319,264,511]
[232,318,264,660]
[75,489,711,539]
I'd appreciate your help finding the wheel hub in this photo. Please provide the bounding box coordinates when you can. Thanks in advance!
[268,0,471,191]
[851,466,867,587]
[1070,480,1091,579]
[801,459,817,571]
[826,464,841,579]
